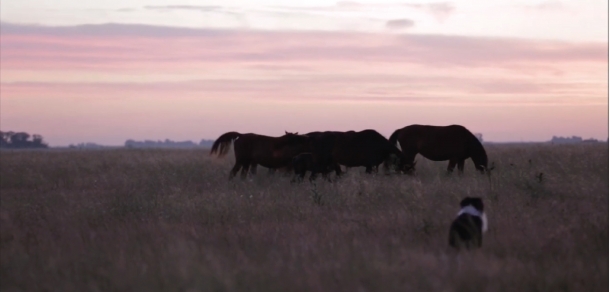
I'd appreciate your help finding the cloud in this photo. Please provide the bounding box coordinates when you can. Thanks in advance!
[386,19,415,30]
[0,22,233,37]
[2,77,604,107]
[426,2,455,21]
[403,2,455,22]
[2,20,606,145]
[522,1,564,12]
[278,2,455,21]
[116,8,137,13]
[335,1,362,9]
[143,5,223,12]
[1,22,606,72]
[271,2,363,12]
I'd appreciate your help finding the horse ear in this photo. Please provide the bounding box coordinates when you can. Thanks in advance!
[285,131,288,134]
[295,132,298,135]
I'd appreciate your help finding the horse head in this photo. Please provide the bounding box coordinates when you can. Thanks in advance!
[384,153,414,174]
[400,159,416,175]
[480,162,495,175]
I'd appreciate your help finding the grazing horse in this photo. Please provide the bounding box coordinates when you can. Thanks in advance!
[332,129,407,173]
[291,130,406,181]
[389,124,488,174]
[303,130,407,175]
[210,131,310,180]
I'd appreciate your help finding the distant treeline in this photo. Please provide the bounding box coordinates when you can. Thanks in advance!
[125,139,215,149]
[68,143,111,149]
[0,131,49,149]
[2,131,606,150]
[550,136,605,144]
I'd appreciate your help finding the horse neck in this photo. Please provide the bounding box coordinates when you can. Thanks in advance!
[469,138,487,166]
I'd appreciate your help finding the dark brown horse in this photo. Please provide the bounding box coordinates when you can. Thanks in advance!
[388,124,488,173]
[303,130,407,175]
[333,130,407,173]
[210,131,310,180]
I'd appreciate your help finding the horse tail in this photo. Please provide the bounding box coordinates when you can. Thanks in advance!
[210,132,241,157]
[388,129,400,147]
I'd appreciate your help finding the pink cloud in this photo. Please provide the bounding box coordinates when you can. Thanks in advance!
[1,23,606,71]
[386,19,416,30]
[1,23,607,145]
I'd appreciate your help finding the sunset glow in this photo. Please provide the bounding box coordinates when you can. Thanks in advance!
[1,0,608,145]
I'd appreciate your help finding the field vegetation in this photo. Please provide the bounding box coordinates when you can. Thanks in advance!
[1,143,608,291]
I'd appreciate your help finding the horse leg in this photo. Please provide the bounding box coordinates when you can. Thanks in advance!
[403,152,418,173]
[229,162,242,180]
[320,172,331,182]
[309,170,318,182]
[447,159,457,173]
[457,159,465,174]
[308,171,318,183]
[298,168,307,181]
[365,165,373,174]
[291,172,302,184]
[250,164,258,175]
[333,164,343,176]
[240,163,251,180]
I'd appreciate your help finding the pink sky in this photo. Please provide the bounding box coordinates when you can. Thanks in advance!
[1,1,608,145]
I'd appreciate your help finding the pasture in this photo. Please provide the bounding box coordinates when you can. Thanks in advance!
[1,143,608,291]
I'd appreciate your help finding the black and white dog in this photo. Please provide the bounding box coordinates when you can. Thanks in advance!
[448,197,488,250]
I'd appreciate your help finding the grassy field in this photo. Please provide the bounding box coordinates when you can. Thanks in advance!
[1,143,608,291]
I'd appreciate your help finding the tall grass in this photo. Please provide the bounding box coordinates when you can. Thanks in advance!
[1,144,608,291]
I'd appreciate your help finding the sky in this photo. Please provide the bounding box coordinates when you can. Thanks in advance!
[1,0,608,146]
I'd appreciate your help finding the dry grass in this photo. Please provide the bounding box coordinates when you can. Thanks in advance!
[1,144,608,292]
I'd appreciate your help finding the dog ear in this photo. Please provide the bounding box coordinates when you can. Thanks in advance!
[459,197,471,207]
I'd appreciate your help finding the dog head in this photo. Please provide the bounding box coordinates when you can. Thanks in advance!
[459,197,484,213]
[458,197,487,233]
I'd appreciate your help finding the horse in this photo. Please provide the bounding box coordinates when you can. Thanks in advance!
[332,129,407,174]
[210,131,310,180]
[302,130,407,176]
[388,124,488,174]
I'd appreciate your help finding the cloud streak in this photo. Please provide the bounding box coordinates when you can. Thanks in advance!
[1,22,606,71]
[143,5,223,12]
[386,19,415,30]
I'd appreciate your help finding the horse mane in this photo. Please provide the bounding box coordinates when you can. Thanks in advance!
[210,132,241,157]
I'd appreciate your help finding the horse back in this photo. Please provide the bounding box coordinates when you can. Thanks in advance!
[397,125,477,160]
[332,129,394,166]
[234,133,309,168]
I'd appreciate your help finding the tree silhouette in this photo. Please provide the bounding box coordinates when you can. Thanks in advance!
[0,131,48,149]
